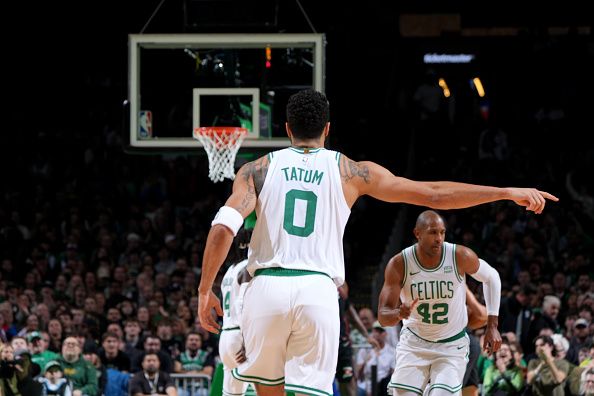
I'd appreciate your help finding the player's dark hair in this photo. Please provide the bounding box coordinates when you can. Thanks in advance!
[286,89,329,140]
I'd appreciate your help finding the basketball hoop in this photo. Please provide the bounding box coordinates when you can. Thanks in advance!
[193,127,248,183]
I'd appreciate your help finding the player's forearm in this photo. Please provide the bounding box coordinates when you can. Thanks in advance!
[422,182,509,209]
[198,225,235,293]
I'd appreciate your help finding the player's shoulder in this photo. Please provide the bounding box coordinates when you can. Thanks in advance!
[454,244,477,260]
[386,252,405,273]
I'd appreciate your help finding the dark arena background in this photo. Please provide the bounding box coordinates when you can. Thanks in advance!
[1,1,593,396]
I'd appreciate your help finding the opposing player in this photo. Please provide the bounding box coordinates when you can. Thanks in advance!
[198,89,556,396]
[378,210,502,395]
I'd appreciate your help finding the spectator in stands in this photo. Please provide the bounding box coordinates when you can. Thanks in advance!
[98,332,130,372]
[500,284,538,354]
[174,332,213,396]
[136,307,150,332]
[47,318,64,353]
[82,343,107,396]
[123,319,143,354]
[105,323,124,348]
[131,335,173,374]
[528,295,562,353]
[0,302,18,340]
[129,352,177,396]
[527,335,571,396]
[350,307,375,345]
[28,330,60,372]
[567,318,592,365]
[16,314,40,338]
[482,341,525,395]
[37,360,73,396]
[10,337,28,355]
[580,368,594,396]
[157,320,183,360]
[355,321,395,396]
[174,332,214,377]
[58,336,98,396]
[1,343,42,396]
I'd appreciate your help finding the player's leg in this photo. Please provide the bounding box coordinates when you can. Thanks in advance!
[253,384,285,396]
[427,334,470,396]
[388,329,430,396]
[220,329,250,396]
[233,276,291,394]
[284,275,340,396]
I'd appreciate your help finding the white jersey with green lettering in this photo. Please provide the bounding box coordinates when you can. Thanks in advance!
[221,259,249,330]
[400,242,467,341]
[247,147,350,285]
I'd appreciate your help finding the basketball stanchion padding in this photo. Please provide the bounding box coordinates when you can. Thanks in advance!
[193,127,248,182]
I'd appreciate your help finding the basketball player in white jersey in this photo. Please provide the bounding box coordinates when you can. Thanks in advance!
[378,210,502,395]
[198,89,557,396]
[219,227,253,396]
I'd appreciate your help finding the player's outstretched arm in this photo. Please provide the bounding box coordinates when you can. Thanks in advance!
[340,155,558,213]
[198,158,265,333]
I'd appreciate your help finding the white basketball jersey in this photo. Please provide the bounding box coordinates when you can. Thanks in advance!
[400,242,467,341]
[221,259,249,329]
[247,147,350,285]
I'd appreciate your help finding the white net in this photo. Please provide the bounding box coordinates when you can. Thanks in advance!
[193,127,247,182]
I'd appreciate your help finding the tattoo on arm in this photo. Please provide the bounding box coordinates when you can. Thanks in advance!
[252,156,269,196]
[238,156,269,212]
[340,156,370,184]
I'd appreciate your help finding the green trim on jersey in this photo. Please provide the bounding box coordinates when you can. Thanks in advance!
[412,244,446,272]
[452,244,464,283]
[336,152,341,166]
[288,147,324,154]
[285,384,332,396]
[401,251,408,287]
[254,267,331,279]
[388,382,423,395]
[268,152,273,161]
[407,328,466,343]
[221,326,240,331]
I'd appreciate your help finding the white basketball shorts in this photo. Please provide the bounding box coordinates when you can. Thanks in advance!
[232,268,340,396]
[389,327,469,395]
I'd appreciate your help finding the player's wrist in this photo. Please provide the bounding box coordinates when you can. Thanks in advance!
[486,315,498,328]
[198,286,211,295]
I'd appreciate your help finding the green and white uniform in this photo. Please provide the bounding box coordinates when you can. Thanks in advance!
[389,242,469,395]
[235,148,349,396]
[219,259,251,396]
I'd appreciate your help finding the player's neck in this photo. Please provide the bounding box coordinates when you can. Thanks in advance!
[290,136,324,149]
[415,245,442,268]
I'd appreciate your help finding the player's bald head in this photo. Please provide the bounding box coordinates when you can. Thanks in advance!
[414,210,445,230]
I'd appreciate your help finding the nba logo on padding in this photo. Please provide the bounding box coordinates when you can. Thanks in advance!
[139,110,153,139]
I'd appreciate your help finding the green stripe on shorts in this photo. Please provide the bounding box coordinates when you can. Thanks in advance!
[428,383,462,393]
[388,382,423,395]
[231,368,284,386]
[285,384,332,396]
